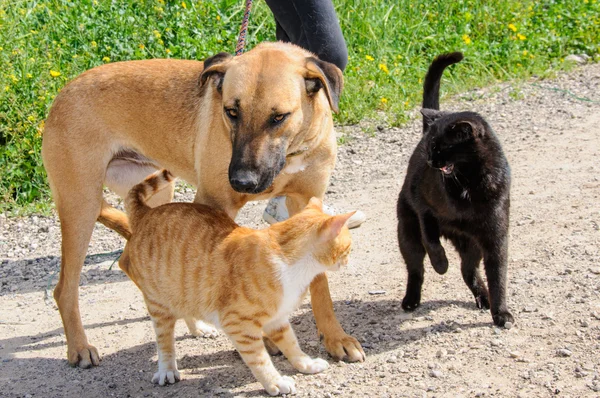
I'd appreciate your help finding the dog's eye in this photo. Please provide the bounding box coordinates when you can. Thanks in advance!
[271,113,289,125]
[225,108,238,119]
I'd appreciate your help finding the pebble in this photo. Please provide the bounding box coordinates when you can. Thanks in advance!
[368,290,386,295]
[557,348,573,357]
[510,351,521,359]
[429,369,442,378]
[504,322,513,330]
[589,267,600,275]
[491,339,502,347]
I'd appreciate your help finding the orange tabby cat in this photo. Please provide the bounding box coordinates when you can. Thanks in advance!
[118,169,354,396]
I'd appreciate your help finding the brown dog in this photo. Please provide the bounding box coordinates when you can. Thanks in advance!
[41,42,365,368]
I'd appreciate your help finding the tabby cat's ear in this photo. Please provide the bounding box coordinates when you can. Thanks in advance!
[420,108,448,128]
[319,212,355,241]
[451,120,484,139]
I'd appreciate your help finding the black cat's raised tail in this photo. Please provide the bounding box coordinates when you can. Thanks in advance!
[422,52,464,111]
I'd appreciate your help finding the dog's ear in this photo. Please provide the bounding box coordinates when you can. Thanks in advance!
[304,57,344,113]
[200,52,233,93]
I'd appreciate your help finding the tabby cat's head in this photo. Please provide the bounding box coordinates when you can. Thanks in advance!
[275,197,353,271]
[421,109,488,177]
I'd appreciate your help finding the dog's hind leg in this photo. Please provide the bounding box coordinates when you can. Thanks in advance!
[43,150,106,368]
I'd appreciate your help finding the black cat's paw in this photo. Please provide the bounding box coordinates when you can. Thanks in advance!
[429,249,449,275]
[475,294,490,310]
[492,311,514,327]
[401,293,421,311]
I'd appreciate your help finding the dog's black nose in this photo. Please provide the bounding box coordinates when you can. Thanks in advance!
[229,171,260,193]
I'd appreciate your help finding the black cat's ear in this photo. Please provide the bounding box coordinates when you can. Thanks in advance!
[420,108,447,129]
[452,120,484,139]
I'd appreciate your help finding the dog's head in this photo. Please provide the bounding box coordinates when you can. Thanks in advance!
[200,43,343,194]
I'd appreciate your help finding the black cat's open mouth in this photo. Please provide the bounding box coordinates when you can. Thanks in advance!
[440,164,454,175]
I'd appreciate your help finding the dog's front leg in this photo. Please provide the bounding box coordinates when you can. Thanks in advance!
[286,194,365,363]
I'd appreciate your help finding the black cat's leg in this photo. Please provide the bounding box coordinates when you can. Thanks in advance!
[481,234,514,326]
[451,236,489,309]
[420,212,448,274]
[397,198,426,311]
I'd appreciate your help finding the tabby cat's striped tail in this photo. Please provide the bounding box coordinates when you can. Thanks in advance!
[125,169,174,233]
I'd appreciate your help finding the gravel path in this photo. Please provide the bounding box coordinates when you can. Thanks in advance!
[1,63,599,397]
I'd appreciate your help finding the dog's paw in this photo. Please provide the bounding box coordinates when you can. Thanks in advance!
[291,356,329,374]
[264,375,296,396]
[68,344,100,369]
[152,369,181,386]
[492,311,514,327]
[401,292,421,312]
[321,331,365,363]
[187,319,219,339]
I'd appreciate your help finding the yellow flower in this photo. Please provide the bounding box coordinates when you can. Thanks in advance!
[462,34,471,45]
[50,70,61,77]
[139,43,145,50]
[517,33,526,40]
[380,97,388,104]
[181,1,187,9]
[378,63,389,74]
[153,30,161,39]
[522,50,528,56]
[91,41,97,48]
[216,15,221,21]
[26,73,33,78]
[166,49,171,54]
[10,74,18,82]
[508,23,517,32]
[365,55,374,61]
[102,56,110,62]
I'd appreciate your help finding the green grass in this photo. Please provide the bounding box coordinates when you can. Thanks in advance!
[1,0,599,213]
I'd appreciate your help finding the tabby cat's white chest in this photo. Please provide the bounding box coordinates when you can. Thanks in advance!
[273,254,327,320]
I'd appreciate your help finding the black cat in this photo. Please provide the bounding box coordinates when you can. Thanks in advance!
[396,52,514,326]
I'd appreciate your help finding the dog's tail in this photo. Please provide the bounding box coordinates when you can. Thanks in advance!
[98,200,132,240]
[422,52,463,111]
[125,169,175,233]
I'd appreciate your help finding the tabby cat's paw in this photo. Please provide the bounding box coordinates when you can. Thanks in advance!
[493,311,514,327]
[152,369,181,386]
[264,375,296,396]
[291,356,329,374]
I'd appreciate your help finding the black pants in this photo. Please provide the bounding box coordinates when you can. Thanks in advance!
[264,0,348,72]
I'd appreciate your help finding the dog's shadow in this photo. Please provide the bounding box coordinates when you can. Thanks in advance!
[0,296,492,396]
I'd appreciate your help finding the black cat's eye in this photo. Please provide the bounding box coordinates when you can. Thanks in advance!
[225,108,238,119]
[271,113,289,125]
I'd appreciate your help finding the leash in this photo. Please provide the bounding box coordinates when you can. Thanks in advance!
[235,0,253,56]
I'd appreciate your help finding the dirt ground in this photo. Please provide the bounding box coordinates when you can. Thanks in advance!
[1,63,599,398]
